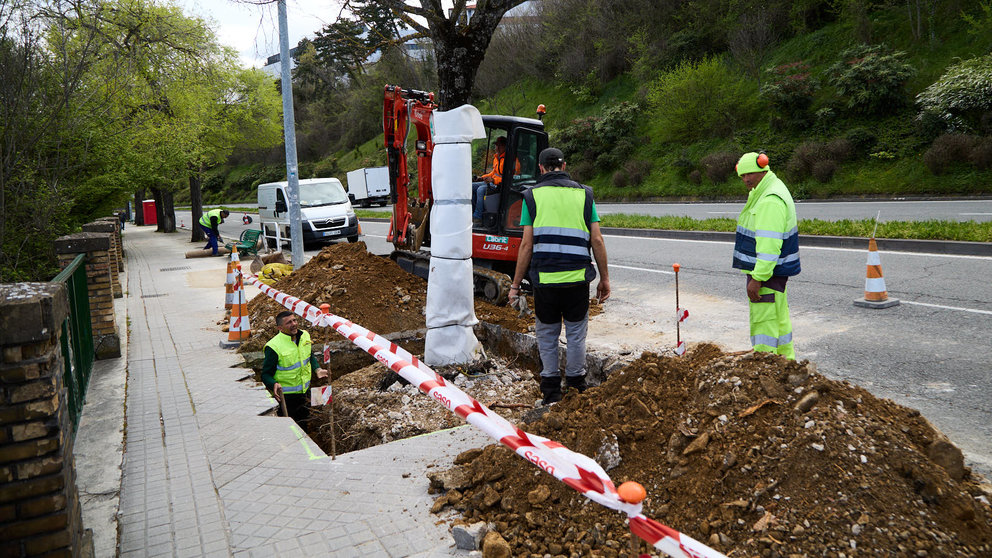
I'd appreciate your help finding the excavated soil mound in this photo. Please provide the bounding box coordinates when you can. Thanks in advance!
[434,345,992,558]
[308,358,540,455]
[239,242,533,352]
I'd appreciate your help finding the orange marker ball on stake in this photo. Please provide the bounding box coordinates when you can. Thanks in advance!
[617,481,646,504]
[672,263,680,272]
[320,303,331,314]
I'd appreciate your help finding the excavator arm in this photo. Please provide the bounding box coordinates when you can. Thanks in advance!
[383,85,436,250]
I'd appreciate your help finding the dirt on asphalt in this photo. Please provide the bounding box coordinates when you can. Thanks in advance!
[431,345,992,558]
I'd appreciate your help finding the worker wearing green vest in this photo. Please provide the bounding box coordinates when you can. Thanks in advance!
[199,209,230,256]
[733,152,801,360]
[261,311,329,425]
[510,148,611,405]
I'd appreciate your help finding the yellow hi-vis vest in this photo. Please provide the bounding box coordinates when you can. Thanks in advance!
[199,208,224,228]
[265,330,313,394]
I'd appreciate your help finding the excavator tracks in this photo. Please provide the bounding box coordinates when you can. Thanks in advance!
[390,249,513,305]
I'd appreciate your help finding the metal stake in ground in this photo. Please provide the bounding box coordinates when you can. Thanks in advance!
[673,263,683,355]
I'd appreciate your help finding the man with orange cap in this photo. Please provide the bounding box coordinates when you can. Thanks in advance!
[733,151,800,360]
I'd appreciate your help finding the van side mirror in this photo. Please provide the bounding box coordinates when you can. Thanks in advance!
[348,193,356,203]
[275,200,287,213]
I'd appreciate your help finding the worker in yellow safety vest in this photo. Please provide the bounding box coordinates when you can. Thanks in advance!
[733,152,801,360]
[199,209,230,256]
[510,147,611,405]
[261,311,328,425]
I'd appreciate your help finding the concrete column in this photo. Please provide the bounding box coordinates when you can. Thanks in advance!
[81,221,122,296]
[0,283,87,556]
[54,233,121,359]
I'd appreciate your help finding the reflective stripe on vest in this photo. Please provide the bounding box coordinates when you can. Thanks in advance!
[265,330,313,394]
[199,208,224,228]
[523,177,595,286]
[732,171,800,277]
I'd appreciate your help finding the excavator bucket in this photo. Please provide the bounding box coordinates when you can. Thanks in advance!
[408,203,431,251]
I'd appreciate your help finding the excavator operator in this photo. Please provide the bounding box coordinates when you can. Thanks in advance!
[472,136,519,224]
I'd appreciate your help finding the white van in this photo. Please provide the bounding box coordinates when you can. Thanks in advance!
[257,178,360,247]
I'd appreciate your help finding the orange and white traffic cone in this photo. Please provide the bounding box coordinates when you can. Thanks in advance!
[224,246,239,309]
[221,249,251,348]
[853,238,900,309]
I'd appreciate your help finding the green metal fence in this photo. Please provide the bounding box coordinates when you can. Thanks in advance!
[53,253,94,434]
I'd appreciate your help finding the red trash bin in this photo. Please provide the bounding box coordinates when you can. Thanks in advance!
[142,199,157,226]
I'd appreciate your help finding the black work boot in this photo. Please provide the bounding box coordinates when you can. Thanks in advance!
[540,376,562,405]
[565,374,587,393]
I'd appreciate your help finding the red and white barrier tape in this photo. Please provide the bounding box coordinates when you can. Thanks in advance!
[243,273,727,558]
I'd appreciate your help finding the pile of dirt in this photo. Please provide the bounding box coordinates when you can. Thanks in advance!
[239,242,534,352]
[432,345,992,557]
[308,357,540,455]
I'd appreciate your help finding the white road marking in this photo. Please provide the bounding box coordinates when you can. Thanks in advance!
[959,213,992,216]
[612,264,675,275]
[900,300,992,316]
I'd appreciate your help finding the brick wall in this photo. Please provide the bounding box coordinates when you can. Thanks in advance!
[80,222,122,298]
[0,283,87,557]
[54,233,121,360]
[96,217,124,274]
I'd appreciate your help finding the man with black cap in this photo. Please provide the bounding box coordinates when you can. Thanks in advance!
[733,151,800,360]
[509,147,610,404]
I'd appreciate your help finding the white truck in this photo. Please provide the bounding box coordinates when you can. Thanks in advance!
[346,166,390,207]
[257,178,360,248]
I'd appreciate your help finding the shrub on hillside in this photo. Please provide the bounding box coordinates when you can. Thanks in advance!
[623,159,653,186]
[845,127,878,157]
[760,61,819,120]
[785,141,827,179]
[826,138,853,162]
[688,170,702,185]
[700,151,739,183]
[648,56,760,143]
[923,134,979,175]
[554,102,641,171]
[916,54,992,133]
[612,170,628,188]
[812,160,838,183]
[569,160,596,183]
[828,44,916,114]
[970,137,992,170]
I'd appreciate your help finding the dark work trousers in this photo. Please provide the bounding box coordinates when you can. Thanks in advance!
[282,392,311,427]
[200,223,219,255]
[533,283,590,378]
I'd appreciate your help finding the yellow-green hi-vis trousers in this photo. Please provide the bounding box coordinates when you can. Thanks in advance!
[749,285,795,360]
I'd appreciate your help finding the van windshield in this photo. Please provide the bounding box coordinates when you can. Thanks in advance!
[300,182,348,207]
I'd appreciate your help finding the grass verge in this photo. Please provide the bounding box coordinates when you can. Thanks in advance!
[600,214,992,242]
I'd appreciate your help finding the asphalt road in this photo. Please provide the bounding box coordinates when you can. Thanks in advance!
[175,212,992,478]
[597,199,992,222]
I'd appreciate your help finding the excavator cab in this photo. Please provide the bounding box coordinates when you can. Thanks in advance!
[473,116,548,235]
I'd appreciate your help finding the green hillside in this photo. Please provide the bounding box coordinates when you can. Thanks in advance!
[200,1,992,204]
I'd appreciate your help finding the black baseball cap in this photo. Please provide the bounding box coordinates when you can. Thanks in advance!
[539,148,565,168]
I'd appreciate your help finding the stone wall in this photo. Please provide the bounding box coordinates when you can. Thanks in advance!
[0,283,86,556]
[54,233,121,359]
[80,222,122,298]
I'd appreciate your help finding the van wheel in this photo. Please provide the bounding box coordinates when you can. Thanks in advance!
[348,235,359,243]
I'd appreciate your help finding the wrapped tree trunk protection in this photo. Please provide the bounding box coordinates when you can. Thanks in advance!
[425,105,486,365]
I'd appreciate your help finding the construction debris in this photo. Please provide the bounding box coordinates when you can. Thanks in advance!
[432,345,992,557]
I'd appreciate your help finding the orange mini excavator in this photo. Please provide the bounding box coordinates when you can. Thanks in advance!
[383,85,549,304]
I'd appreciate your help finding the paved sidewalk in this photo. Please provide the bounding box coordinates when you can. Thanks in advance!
[105,226,485,557]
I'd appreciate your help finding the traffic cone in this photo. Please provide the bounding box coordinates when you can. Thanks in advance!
[224,247,239,309]
[221,266,251,348]
[853,238,900,309]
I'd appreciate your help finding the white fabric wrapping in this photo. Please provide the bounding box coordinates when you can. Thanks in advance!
[425,105,485,365]
[425,324,482,365]
[426,257,478,328]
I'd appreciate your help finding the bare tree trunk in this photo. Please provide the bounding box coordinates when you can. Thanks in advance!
[189,165,204,242]
[134,189,145,226]
[151,187,176,233]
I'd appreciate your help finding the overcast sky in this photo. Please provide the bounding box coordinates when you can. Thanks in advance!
[177,0,344,68]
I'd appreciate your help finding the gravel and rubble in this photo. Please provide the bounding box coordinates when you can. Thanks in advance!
[430,345,992,558]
